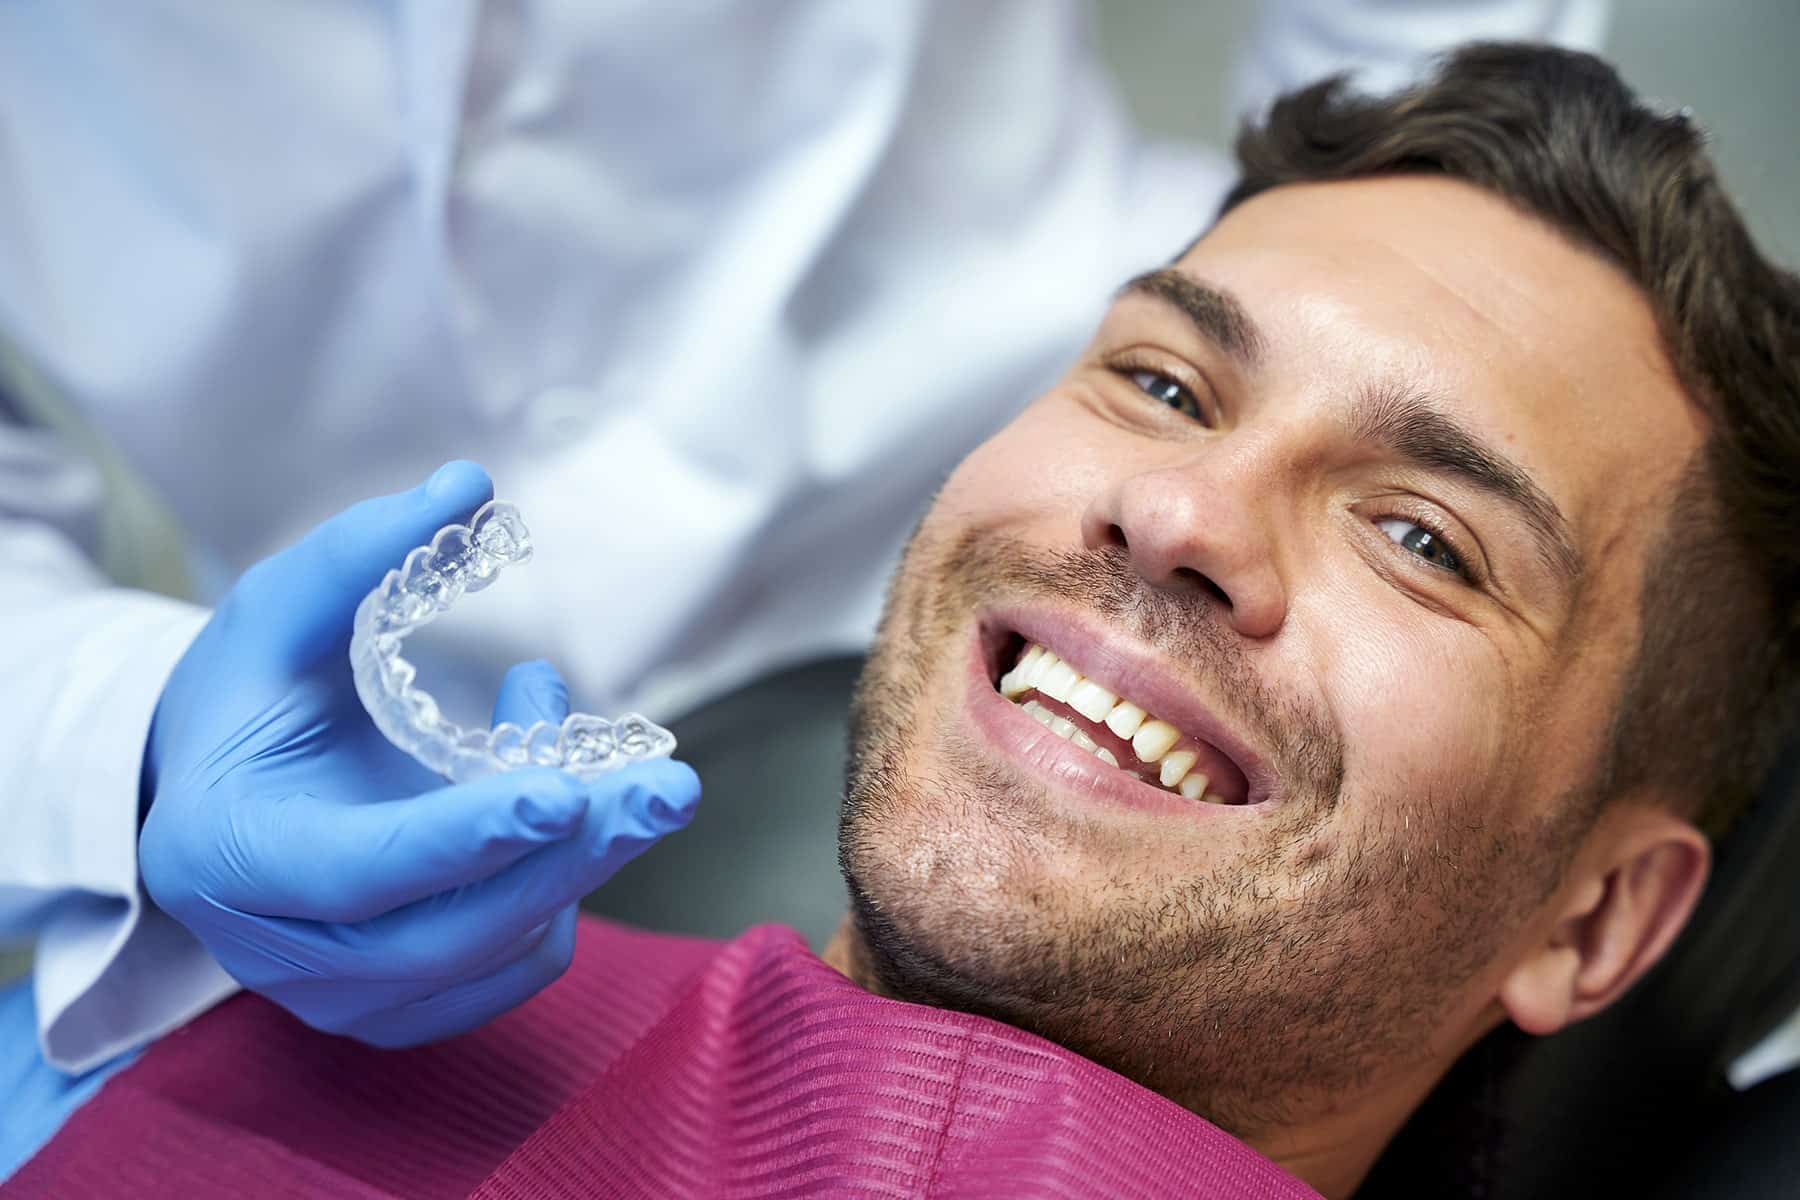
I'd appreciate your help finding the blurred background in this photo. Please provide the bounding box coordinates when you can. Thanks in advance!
[581,0,1800,949]
[1097,0,1799,259]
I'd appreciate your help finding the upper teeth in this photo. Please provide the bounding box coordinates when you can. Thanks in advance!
[1001,643,1226,803]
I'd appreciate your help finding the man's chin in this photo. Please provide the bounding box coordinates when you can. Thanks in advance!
[836,835,1095,1057]
[838,866,975,1009]
[837,730,1062,1010]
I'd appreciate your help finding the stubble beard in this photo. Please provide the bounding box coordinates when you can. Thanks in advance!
[837,520,1592,1138]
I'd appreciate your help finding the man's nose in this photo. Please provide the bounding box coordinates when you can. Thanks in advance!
[1079,459,1288,639]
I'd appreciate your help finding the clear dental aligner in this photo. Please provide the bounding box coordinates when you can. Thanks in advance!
[349,500,676,783]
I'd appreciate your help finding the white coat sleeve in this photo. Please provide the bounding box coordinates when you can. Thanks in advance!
[1233,0,1611,119]
[0,391,231,1075]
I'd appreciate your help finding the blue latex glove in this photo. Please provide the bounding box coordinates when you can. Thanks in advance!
[139,461,699,1047]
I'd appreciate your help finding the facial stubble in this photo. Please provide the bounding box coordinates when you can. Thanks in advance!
[838,520,1591,1138]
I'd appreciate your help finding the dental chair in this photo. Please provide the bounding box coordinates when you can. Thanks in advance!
[584,658,1800,1198]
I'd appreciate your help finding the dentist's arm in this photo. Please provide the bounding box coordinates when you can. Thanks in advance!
[0,391,219,1074]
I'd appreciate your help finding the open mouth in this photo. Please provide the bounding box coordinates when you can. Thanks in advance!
[986,630,1257,806]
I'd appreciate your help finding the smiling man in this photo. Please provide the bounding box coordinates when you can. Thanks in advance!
[9,42,1799,1200]
[828,43,1800,1196]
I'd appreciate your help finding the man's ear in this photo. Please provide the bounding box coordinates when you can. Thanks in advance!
[1499,805,1710,1036]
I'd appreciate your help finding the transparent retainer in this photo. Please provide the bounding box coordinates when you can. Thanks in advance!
[349,500,676,783]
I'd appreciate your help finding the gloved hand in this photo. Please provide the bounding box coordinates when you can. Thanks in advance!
[139,461,699,1047]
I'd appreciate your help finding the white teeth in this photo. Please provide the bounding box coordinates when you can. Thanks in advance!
[1131,719,1180,763]
[1000,647,1052,697]
[1104,701,1146,740]
[1005,643,1237,804]
[1159,749,1198,788]
[1038,660,1079,703]
[1068,680,1117,723]
[1024,699,1121,771]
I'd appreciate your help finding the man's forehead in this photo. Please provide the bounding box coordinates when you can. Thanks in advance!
[1157,176,1706,558]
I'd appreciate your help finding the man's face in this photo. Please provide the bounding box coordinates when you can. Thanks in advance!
[837,176,1705,1137]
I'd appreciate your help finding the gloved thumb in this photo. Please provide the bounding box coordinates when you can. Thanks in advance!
[232,460,494,668]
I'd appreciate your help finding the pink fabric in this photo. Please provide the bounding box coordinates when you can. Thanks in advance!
[6,918,1321,1199]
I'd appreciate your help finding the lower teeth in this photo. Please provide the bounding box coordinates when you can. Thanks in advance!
[1018,698,1221,802]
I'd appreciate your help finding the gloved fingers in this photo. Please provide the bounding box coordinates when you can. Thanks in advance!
[332,759,697,982]
[228,460,494,670]
[203,766,594,923]
[337,904,580,1049]
[492,659,570,728]
[246,910,565,1036]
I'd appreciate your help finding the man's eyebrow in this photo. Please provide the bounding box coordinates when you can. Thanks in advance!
[1116,269,1265,365]
[1350,384,1583,588]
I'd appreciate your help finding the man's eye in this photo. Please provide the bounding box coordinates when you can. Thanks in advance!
[1128,368,1206,423]
[1374,516,1471,582]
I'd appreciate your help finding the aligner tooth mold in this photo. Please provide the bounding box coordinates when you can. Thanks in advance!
[349,499,676,782]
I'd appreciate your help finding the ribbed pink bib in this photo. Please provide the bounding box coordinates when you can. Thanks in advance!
[6,918,1319,1198]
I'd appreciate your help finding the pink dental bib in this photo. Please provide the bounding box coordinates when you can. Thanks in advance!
[6,918,1320,1198]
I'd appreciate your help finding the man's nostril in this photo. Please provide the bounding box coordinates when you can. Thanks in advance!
[1102,523,1129,550]
[1173,566,1230,606]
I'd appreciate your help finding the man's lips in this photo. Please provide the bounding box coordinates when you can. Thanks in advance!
[976,608,1268,807]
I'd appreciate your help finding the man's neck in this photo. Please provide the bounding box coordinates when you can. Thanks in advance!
[1239,1070,1447,1198]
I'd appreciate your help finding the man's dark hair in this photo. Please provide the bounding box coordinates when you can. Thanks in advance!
[1218,42,1800,837]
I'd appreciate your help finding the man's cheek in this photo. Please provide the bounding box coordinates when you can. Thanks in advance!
[934,443,1036,526]
[1325,619,1510,804]
[934,396,1108,522]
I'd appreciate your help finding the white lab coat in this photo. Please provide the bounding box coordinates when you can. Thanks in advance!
[0,0,1606,1073]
